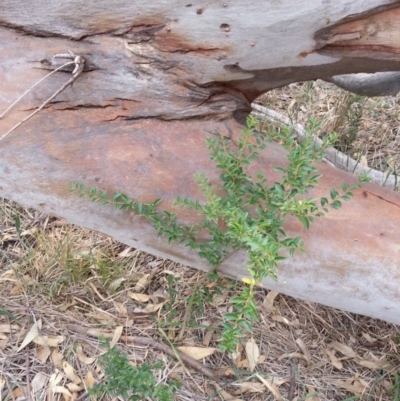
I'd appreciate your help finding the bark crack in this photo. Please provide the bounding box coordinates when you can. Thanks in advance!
[363,190,400,209]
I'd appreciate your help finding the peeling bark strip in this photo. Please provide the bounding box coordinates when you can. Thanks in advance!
[316,2,400,60]
[1,1,400,325]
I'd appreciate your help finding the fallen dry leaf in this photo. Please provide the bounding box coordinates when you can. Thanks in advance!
[33,335,65,347]
[66,382,85,392]
[49,371,63,388]
[76,343,97,364]
[22,274,35,286]
[177,346,217,360]
[0,269,17,282]
[118,247,132,257]
[202,326,214,347]
[296,338,311,364]
[330,377,369,395]
[109,277,126,292]
[0,324,20,333]
[359,155,368,167]
[229,345,243,368]
[31,372,48,393]
[36,345,51,363]
[271,315,299,327]
[216,367,236,377]
[91,312,115,325]
[110,325,124,349]
[257,354,267,364]
[127,292,151,303]
[63,361,81,385]
[11,285,22,295]
[329,341,357,358]
[255,374,284,401]
[213,382,243,401]
[278,352,309,363]
[355,355,393,370]
[12,387,25,398]
[236,358,248,369]
[324,348,343,370]
[52,386,74,398]
[51,348,64,366]
[306,385,321,401]
[145,302,164,313]
[133,274,150,291]
[85,372,95,389]
[114,301,127,316]
[362,332,376,343]
[17,319,42,352]
[263,291,279,313]
[21,227,38,236]
[245,337,260,372]
[233,381,265,394]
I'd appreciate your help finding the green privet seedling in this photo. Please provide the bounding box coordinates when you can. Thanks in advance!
[71,116,369,352]
[90,339,179,401]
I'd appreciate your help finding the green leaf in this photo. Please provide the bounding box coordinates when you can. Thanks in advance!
[274,183,285,197]
[224,312,240,321]
[298,216,309,229]
[238,319,253,333]
[330,188,339,200]
[320,197,328,207]
[13,213,21,234]
[330,200,342,209]
[273,167,286,174]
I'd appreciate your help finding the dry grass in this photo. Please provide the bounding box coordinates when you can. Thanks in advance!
[1,81,400,401]
[258,80,400,175]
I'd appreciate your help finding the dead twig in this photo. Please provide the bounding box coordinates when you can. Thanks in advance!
[25,348,31,401]
[288,363,296,401]
[0,51,85,142]
[67,324,215,379]
[124,335,215,379]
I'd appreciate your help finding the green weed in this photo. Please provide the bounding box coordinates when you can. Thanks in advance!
[90,339,179,401]
[71,115,368,352]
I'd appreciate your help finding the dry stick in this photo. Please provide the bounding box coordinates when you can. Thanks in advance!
[67,324,215,379]
[0,61,74,119]
[0,52,85,142]
[287,363,296,401]
[123,335,215,379]
[25,348,31,401]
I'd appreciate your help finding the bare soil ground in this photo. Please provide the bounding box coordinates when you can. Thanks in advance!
[0,81,399,401]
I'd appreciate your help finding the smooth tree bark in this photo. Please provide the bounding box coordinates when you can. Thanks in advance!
[326,72,400,96]
[0,1,400,324]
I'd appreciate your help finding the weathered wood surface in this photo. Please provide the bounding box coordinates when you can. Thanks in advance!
[326,72,400,96]
[1,1,400,324]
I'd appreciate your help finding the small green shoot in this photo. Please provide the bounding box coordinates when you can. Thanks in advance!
[90,339,179,401]
[71,115,368,351]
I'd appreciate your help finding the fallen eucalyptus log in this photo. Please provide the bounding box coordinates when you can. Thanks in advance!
[1,0,400,325]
